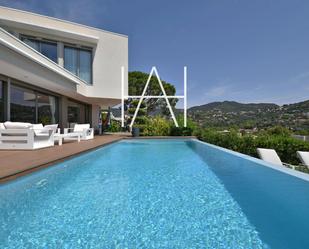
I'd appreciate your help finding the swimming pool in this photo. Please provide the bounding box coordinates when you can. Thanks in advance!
[1,139,309,248]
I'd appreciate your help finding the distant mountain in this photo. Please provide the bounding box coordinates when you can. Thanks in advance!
[189,101,278,112]
[283,100,309,113]
[188,100,309,130]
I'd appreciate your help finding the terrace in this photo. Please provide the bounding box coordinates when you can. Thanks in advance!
[0,134,127,182]
[1,3,309,249]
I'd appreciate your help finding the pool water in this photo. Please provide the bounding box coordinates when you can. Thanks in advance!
[1,139,309,248]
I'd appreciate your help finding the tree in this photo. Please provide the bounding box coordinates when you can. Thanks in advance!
[127,99,147,132]
[128,71,177,116]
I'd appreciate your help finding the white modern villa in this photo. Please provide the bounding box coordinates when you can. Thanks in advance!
[0,6,128,132]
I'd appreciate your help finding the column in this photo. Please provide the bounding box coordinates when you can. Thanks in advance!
[57,42,64,67]
[91,104,100,134]
[59,96,68,131]
[4,78,11,121]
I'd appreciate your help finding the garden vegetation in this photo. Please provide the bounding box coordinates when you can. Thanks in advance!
[110,71,309,168]
[198,126,309,167]
[108,116,309,168]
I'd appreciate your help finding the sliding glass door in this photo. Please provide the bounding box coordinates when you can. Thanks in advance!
[67,100,90,127]
[10,84,59,125]
[10,85,36,123]
[37,94,58,124]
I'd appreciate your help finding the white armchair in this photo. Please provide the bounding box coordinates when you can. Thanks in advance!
[64,124,94,140]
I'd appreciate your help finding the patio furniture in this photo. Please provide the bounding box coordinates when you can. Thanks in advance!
[257,148,296,169]
[297,151,309,167]
[0,122,55,150]
[64,124,94,140]
[54,133,81,146]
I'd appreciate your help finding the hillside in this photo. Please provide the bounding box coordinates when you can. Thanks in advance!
[188,100,309,130]
[189,101,278,112]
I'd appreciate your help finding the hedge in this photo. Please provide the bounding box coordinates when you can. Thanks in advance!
[199,129,309,166]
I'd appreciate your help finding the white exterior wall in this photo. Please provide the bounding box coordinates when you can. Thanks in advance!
[0,6,128,106]
[87,32,128,99]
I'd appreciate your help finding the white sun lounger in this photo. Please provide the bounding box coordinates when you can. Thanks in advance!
[257,148,296,169]
[297,151,309,168]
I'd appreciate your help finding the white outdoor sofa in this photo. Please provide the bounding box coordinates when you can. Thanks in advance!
[257,148,296,169]
[0,122,57,150]
[64,124,94,140]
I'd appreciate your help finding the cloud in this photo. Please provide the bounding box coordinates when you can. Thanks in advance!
[203,78,231,97]
[205,85,230,97]
[252,95,309,105]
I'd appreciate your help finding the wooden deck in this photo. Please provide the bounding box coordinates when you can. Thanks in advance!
[0,135,127,182]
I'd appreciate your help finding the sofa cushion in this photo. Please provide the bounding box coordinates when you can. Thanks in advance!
[32,124,47,136]
[74,124,90,132]
[32,124,44,130]
[44,124,58,134]
[4,121,33,129]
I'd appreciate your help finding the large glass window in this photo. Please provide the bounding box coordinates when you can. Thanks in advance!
[37,94,58,124]
[10,85,59,125]
[64,47,78,75]
[67,100,89,127]
[22,37,39,51]
[10,85,36,123]
[79,50,92,83]
[68,104,80,125]
[64,45,92,84]
[21,36,57,63]
[0,81,4,122]
[40,42,58,63]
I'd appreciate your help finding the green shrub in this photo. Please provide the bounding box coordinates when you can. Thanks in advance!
[192,127,203,138]
[169,126,193,136]
[128,99,147,129]
[134,115,198,136]
[107,120,121,132]
[262,126,291,137]
[142,117,171,136]
[169,116,197,136]
[128,108,147,115]
[200,128,309,165]
[295,130,309,136]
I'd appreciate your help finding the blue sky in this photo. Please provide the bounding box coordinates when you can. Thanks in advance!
[1,0,309,107]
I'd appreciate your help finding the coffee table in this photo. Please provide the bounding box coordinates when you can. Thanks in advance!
[54,133,81,146]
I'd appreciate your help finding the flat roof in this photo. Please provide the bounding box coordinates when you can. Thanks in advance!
[0,5,128,38]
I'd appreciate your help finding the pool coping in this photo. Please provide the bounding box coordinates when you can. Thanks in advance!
[1,136,309,183]
[0,135,125,183]
[192,138,309,182]
[0,136,196,183]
